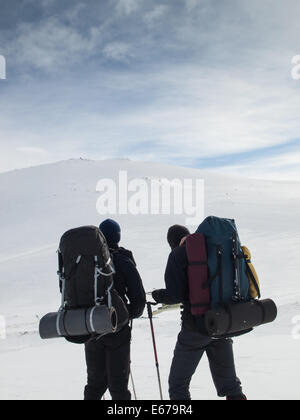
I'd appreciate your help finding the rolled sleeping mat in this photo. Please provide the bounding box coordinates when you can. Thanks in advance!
[39,305,118,340]
[39,312,64,340]
[86,306,118,336]
[205,299,277,338]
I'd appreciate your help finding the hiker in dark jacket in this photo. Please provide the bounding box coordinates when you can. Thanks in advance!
[84,219,146,401]
[152,225,247,401]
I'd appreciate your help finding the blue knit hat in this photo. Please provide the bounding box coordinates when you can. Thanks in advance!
[99,219,121,246]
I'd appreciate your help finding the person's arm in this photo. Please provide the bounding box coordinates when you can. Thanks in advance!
[152,247,187,305]
[120,257,146,319]
[152,288,179,305]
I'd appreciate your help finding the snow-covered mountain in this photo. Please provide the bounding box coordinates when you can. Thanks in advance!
[0,159,300,400]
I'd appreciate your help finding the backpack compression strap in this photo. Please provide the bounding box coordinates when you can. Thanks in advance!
[94,256,116,307]
[57,249,67,310]
[186,234,210,316]
[232,232,242,302]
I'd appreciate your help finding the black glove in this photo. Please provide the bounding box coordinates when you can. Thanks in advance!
[152,289,163,303]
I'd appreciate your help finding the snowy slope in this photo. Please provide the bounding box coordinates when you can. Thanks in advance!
[0,159,300,400]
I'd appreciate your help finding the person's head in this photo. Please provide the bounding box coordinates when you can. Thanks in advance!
[99,219,121,247]
[167,225,190,250]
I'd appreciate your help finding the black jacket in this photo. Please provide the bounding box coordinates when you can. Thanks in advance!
[110,246,146,320]
[153,245,207,334]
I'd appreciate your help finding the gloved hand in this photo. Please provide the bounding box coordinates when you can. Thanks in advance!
[152,289,162,303]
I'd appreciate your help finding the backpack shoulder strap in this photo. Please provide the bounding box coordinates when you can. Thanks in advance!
[186,233,210,315]
[186,234,208,266]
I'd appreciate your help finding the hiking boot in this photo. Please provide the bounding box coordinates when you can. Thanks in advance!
[226,394,247,400]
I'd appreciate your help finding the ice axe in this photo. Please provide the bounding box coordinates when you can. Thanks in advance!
[147,302,163,400]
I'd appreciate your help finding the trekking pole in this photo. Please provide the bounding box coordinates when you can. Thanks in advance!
[129,320,137,400]
[147,302,164,401]
[130,370,137,400]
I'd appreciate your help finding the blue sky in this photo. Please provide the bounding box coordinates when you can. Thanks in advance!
[0,0,300,179]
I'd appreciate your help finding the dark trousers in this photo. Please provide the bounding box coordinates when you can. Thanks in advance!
[169,327,243,400]
[84,326,132,400]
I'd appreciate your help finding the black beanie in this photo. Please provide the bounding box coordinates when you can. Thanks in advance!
[99,219,121,246]
[167,225,190,250]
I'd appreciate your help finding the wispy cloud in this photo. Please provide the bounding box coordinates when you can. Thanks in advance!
[211,149,300,181]
[6,17,103,72]
[115,0,140,16]
[187,138,300,170]
[103,42,134,62]
[0,0,300,179]
[144,5,169,24]
[17,146,48,155]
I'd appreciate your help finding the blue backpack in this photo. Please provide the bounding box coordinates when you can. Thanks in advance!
[196,216,250,309]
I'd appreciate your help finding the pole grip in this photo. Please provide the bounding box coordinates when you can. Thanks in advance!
[147,302,153,319]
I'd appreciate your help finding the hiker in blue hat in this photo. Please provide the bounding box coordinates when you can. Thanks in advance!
[84,219,146,400]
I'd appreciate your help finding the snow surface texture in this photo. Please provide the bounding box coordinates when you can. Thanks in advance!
[0,159,300,400]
